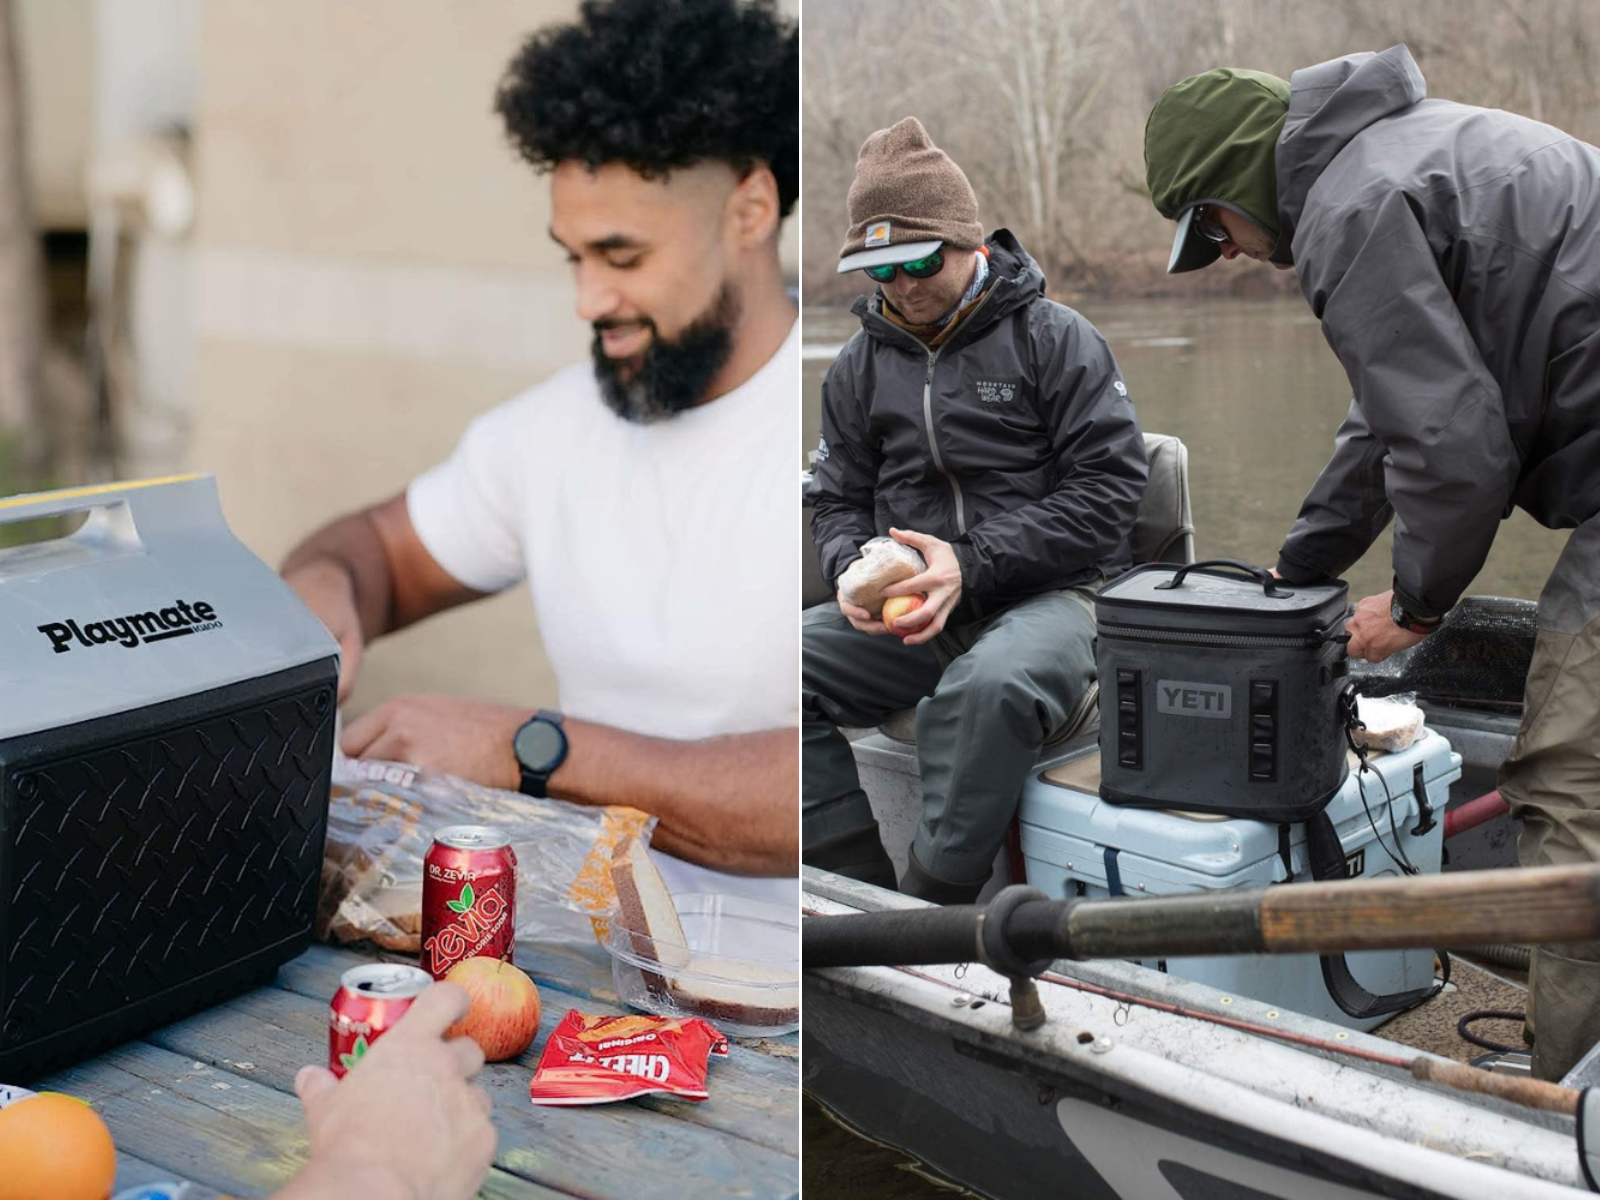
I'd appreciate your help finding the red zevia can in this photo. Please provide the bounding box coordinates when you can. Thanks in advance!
[422,824,518,980]
[328,963,433,1077]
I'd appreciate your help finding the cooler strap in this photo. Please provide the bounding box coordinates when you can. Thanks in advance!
[1103,847,1125,897]
[1275,824,1294,884]
[1305,809,1444,1019]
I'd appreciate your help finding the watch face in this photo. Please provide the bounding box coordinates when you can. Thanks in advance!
[514,719,566,771]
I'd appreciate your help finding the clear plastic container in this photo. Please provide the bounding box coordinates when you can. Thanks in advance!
[605,894,798,1037]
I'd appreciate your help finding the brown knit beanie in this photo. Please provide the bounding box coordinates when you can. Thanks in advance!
[838,117,983,269]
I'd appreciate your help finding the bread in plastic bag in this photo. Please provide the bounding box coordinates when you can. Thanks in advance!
[318,755,655,954]
[1354,693,1426,753]
[838,536,926,616]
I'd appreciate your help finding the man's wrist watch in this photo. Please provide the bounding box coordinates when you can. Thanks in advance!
[513,710,567,798]
[1390,595,1443,635]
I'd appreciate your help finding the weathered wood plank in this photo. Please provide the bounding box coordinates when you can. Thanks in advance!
[116,1150,228,1198]
[146,981,797,1197]
[158,979,798,1157]
[284,943,799,1077]
[40,1042,564,1200]
[275,947,806,1145]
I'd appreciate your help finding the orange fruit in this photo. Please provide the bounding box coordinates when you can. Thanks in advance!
[0,1092,117,1200]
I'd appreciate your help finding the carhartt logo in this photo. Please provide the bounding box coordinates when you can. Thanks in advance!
[865,221,891,247]
[1156,680,1232,720]
[37,599,223,655]
[976,379,1016,404]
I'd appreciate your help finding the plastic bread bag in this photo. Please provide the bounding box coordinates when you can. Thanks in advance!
[317,754,656,954]
[837,536,926,616]
[1353,692,1427,753]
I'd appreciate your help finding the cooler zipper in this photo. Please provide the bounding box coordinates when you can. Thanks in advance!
[1099,624,1338,650]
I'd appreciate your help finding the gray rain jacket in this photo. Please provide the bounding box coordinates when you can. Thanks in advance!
[809,230,1147,621]
[1275,45,1600,615]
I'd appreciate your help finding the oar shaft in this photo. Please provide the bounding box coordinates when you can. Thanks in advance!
[805,866,1600,969]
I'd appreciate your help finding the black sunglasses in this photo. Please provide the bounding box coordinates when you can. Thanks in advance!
[862,248,945,283]
[1192,206,1231,244]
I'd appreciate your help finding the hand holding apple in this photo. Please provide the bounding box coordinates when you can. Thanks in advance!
[443,956,543,1061]
[880,593,927,637]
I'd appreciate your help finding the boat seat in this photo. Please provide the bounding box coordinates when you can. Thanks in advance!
[876,432,1194,746]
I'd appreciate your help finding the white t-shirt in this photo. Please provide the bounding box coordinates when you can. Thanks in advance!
[407,321,799,905]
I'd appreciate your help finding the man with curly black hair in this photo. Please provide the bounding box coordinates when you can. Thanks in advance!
[281,0,799,899]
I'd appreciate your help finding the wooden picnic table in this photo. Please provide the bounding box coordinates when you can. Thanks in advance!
[41,937,799,1199]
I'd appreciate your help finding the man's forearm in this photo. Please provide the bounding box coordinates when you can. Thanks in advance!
[282,511,396,642]
[551,721,797,875]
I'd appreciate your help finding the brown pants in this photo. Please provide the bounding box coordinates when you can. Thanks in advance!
[1498,515,1600,1082]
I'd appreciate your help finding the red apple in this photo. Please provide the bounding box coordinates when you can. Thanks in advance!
[443,956,542,1061]
[881,593,927,636]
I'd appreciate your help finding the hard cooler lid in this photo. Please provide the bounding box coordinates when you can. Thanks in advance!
[1097,560,1347,622]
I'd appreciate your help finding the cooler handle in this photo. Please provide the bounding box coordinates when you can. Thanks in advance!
[0,474,222,561]
[1153,558,1291,598]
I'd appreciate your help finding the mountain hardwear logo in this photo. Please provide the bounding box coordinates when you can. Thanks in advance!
[976,379,1016,404]
[37,599,223,654]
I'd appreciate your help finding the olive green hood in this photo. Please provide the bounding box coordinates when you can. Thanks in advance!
[1144,68,1291,273]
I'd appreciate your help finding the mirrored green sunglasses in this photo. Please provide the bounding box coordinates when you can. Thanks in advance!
[862,248,945,283]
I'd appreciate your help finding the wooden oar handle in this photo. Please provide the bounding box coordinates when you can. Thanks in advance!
[1409,1056,1579,1115]
[1259,864,1600,954]
[1060,865,1600,961]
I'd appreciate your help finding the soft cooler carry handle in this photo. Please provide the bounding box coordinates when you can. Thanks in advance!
[1305,809,1447,1019]
[1153,558,1290,597]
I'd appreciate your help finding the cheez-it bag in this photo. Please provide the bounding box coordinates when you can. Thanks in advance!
[529,1011,729,1106]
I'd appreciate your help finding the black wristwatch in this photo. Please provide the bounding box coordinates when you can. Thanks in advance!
[513,710,568,798]
[1390,595,1443,636]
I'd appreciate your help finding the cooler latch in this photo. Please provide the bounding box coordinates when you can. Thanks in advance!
[1410,762,1437,836]
[1116,668,1143,770]
[1248,680,1278,782]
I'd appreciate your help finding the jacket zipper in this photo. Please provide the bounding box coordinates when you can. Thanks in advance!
[919,288,996,621]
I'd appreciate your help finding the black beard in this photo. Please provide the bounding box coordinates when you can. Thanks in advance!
[591,286,740,424]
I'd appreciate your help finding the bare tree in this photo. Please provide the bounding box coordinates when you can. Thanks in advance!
[0,0,43,464]
[803,0,1600,301]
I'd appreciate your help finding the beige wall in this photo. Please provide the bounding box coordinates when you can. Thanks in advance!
[191,1,578,715]
[189,1,797,718]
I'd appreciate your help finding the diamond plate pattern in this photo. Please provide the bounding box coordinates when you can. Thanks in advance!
[0,665,335,1076]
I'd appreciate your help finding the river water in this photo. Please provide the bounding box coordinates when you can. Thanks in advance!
[801,295,1568,1194]
[803,297,1566,605]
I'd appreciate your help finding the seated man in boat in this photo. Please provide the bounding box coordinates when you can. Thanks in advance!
[1144,46,1600,1081]
[281,0,798,898]
[803,117,1149,904]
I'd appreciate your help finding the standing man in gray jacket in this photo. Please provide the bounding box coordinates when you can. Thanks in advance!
[1145,45,1600,1080]
[804,118,1148,904]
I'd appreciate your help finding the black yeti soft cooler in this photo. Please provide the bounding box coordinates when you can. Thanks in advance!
[0,475,339,1080]
[1095,559,1350,822]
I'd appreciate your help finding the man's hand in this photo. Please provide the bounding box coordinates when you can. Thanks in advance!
[277,984,495,1200]
[342,695,532,789]
[880,527,964,647]
[1346,590,1431,663]
[285,560,366,703]
[836,588,890,636]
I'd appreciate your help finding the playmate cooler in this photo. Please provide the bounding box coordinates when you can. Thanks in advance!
[0,476,339,1079]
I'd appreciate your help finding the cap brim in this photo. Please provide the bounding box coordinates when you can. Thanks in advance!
[1166,206,1221,275]
[838,240,944,274]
